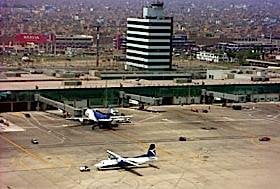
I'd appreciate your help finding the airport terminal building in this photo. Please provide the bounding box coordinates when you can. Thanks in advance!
[126,2,173,70]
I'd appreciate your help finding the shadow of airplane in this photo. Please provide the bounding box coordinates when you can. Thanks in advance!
[98,164,159,176]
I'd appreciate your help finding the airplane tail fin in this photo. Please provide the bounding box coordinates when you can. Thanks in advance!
[147,144,156,157]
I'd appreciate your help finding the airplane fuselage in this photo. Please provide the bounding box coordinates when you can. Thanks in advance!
[95,157,157,169]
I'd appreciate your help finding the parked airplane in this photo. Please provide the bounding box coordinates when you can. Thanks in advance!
[94,144,157,174]
[67,108,132,129]
[107,108,133,123]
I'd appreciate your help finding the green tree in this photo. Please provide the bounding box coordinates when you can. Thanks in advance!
[235,50,261,62]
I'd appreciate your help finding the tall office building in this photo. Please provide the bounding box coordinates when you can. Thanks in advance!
[126,2,173,70]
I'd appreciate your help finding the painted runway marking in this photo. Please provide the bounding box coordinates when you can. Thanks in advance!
[137,114,161,123]
[0,125,25,132]
[0,135,49,164]
[222,117,234,121]
[138,118,265,124]
[30,115,70,142]
[273,114,280,119]
[161,119,173,122]
[33,112,57,121]
[110,130,172,156]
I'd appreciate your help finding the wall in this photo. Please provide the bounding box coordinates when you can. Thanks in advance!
[207,70,231,80]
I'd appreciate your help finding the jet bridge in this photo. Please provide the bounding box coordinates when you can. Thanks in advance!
[34,94,82,117]
[119,91,162,106]
[201,89,247,103]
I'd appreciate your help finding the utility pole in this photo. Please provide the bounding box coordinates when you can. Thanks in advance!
[95,18,103,67]
[96,24,100,67]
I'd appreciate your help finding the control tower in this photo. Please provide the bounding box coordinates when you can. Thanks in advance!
[126,2,173,70]
[143,2,165,19]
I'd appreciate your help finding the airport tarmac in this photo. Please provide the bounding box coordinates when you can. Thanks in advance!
[0,103,280,189]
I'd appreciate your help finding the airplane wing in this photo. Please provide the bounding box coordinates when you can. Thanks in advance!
[66,117,91,122]
[111,115,133,119]
[106,150,139,167]
[98,118,112,122]
[122,158,140,167]
[110,116,132,123]
[106,150,123,159]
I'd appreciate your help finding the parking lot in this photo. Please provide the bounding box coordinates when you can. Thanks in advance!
[0,103,280,189]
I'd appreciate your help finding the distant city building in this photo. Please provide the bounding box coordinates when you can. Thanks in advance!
[54,35,94,53]
[172,35,187,50]
[1,34,94,54]
[0,36,15,52]
[126,2,173,70]
[217,38,279,52]
[0,33,52,53]
[196,51,229,63]
[245,59,280,68]
[172,34,196,51]
[113,34,127,51]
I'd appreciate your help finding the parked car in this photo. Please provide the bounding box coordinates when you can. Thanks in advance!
[80,166,90,172]
[179,136,187,141]
[191,108,199,113]
[259,137,271,142]
[31,139,39,144]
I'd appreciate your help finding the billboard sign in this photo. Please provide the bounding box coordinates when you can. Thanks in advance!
[14,33,49,44]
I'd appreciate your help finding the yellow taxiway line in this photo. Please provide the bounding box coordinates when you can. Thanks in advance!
[0,135,49,164]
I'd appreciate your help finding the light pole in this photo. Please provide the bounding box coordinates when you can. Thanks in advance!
[96,24,100,67]
[95,18,104,67]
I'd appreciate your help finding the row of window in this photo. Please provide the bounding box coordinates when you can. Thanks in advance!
[127,52,170,59]
[198,54,227,58]
[127,21,171,26]
[127,27,171,33]
[127,40,170,46]
[55,40,93,44]
[55,46,91,49]
[55,44,92,46]
[55,38,93,41]
[127,46,171,52]
[126,58,171,65]
[127,33,171,39]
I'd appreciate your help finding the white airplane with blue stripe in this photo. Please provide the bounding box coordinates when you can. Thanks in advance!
[67,108,132,128]
[94,144,157,172]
